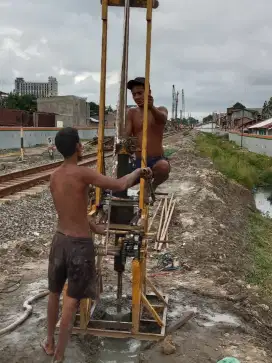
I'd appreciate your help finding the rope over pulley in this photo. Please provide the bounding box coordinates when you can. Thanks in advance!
[102,0,159,9]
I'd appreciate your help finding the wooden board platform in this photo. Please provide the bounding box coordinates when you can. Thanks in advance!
[56,293,168,341]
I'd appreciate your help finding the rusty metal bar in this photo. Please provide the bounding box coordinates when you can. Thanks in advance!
[139,0,153,213]
[117,272,123,313]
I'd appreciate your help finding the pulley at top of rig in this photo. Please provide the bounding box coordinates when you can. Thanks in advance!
[102,0,159,9]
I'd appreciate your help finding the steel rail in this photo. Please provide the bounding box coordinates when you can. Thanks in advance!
[0,131,177,199]
[0,151,112,198]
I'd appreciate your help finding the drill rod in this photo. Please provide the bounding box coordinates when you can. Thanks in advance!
[117,272,123,313]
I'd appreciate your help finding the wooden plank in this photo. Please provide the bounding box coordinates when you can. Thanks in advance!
[71,327,163,340]
[109,223,143,231]
[160,294,169,337]
[88,320,132,330]
[146,277,168,306]
[148,199,162,232]
[141,294,163,327]
[166,311,195,334]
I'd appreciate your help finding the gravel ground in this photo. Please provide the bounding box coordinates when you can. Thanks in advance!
[1,132,272,363]
[0,190,57,243]
[0,141,97,175]
[0,152,63,175]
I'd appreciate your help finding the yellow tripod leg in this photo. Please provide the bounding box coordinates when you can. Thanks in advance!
[131,259,142,334]
[96,0,108,207]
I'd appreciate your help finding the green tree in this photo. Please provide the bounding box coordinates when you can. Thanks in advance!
[262,101,268,119]
[203,114,213,123]
[89,102,99,116]
[180,118,188,125]
[262,97,272,120]
[105,105,114,114]
[89,102,115,117]
[188,116,198,125]
[2,93,37,112]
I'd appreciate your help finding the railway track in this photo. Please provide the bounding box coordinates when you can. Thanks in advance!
[0,132,177,200]
[0,152,112,199]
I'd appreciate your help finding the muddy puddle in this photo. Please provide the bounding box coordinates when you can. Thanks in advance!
[254,187,272,218]
[0,264,246,363]
[93,339,141,363]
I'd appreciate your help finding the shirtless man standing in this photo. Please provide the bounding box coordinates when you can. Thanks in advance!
[125,77,170,196]
[41,127,151,362]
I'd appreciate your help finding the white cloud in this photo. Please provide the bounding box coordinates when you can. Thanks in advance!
[74,72,92,84]
[0,0,272,119]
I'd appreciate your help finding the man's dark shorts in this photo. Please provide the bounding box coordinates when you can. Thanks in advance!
[48,232,96,300]
[130,156,170,184]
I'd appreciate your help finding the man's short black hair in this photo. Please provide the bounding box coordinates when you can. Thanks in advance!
[127,77,150,90]
[55,127,80,158]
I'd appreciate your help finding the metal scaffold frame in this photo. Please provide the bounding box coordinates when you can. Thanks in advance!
[57,0,168,341]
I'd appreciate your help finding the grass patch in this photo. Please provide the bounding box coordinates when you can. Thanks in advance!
[195,133,272,296]
[195,133,272,189]
[247,211,272,295]
[164,147,178,158]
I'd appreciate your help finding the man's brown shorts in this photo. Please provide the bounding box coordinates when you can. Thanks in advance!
[48,232,96,300]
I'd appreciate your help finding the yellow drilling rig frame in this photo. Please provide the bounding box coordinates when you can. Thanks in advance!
[57,0,168,341]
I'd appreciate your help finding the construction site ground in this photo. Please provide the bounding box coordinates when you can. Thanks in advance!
[0,131,271,363]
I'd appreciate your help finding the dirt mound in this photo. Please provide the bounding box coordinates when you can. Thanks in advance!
[156,132,254,280]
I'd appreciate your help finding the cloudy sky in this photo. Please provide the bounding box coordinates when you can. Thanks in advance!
[0,0,271,120]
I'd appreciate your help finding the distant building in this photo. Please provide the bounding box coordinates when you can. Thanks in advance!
[37,95,90,127]
[0,91,8,98]
[14,77,58,98]
[0,108,55,127]
[88,111,119,128]
[226,104,262,130]
[0,91,8,106]
[212,112,227,128]
[248,118,272,136]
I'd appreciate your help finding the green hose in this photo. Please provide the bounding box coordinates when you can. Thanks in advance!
[217,358,240,363]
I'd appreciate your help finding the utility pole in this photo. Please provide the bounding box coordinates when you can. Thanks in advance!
[241,108,244,148]
[172,85,176,121]
[182,89,185,122]
[175,91,179,121]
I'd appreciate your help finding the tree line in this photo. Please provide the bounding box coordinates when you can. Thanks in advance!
[0,93,38,112]
[0,94,114,117]
[176,117,199,126]
[262,97,272,120]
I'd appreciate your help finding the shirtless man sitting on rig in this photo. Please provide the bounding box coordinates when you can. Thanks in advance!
[41,127,152,362]
[125,77,170,197]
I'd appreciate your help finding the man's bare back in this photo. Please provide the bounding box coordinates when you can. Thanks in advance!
[50,164,90,238]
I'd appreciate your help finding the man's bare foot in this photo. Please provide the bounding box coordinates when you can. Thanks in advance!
[52,358,64,363]
[41,338,55,356]
[52,353,64,362]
